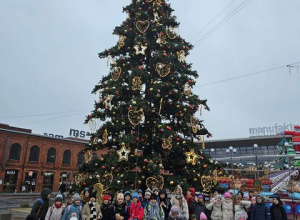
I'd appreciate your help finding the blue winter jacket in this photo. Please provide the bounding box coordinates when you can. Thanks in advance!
[250,202,269,220]
[61,203,82,220]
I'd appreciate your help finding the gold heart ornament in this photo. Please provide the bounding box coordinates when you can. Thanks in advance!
[128,109,145,126]
[146,175,164,190]
[201,175,213,192]
[136,20,150,33]
[111,67,121,81]
[156,63,170,78]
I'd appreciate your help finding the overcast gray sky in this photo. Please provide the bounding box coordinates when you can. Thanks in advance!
[0,0,299,140]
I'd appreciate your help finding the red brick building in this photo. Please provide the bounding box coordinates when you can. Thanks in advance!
[0,123,108,193]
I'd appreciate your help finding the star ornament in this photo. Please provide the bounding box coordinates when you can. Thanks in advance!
[117,144,131,162]
[185,149,199,165]
[134,44,147,55]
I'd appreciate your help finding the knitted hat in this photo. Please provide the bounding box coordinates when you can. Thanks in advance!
[145,188,152,196]
[124,191,132,198]
[243,194,249,199]
[55,194,63,202]
[228,190,234,194]
[188,187,196,197]
[132,192,139,199]
[272,195,282,202]
[190,214,198,220]
[224,192,231,198]
[73,193,81,201]
[89,191,97,199]
[170,205,180,214]
[251,197,256,201]
[197,194,203,199]
[200,212,207,220]
[138,189,143,194]
[70,217,78,220]
[150,193,158,200]
[103,194,110,201]
[215,195,222,200]
[152,188,159,193]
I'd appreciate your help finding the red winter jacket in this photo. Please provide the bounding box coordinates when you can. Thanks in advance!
[129,201,144,220]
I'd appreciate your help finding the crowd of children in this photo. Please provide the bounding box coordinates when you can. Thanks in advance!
[25,186,288,220]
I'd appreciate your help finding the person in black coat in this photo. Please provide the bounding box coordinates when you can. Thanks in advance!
[101,194,115,220]
[159,190,171,220]
[189,194,208,220]
[270,195,287,220]
[114,192,129,220]
[250,195,269,220]
[30,188,52,220]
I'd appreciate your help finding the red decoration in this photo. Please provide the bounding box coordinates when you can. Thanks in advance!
[144,159,149,163]
[167,126,172,130]
[125,180,128,184]
[131,183,135,188]
[83,182,87,186]
[203,164,207,168]
[138,66,143,70]
[102,166,106,169]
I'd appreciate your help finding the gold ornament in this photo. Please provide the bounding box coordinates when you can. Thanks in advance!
[177,50,186,63]
[94,183,104,204]
[84,150,93,163]
[102,129,108,144]
[74,173,86,186]
[166,27,178,39]
[104,94,114,109]
[156,32,167,45]
[162,136,172,149]
[111,67,121,81]
[156,63,170,77]
[185,148,198,165]
[132,77,142,90]
[183,82,192,96]
[128,108,145,126]
[170,181,174,185]
[134,43,147,55]
[202,136,205,149]
[146,0,163,5]
[201,175,213,192]
[158,98,163,114]
[153,12,160,23]
[118,35,126,49]
[101,173,114,191]
[190,116,198,133]
[136,20,150,33]
[92,136,99,145]
[146,175,164,190]
[117,143,130,161]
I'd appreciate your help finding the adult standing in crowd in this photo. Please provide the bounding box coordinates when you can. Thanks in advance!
[30,188,52,220]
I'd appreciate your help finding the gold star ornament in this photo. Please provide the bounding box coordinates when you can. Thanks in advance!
[185,149,198,165]
[117,143,131,162]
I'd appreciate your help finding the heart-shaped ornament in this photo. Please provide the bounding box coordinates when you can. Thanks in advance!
[128,109,145,126]
[101,173,113,191]
[111,67,121,81]
[136,20,150,33]
[146,175,164,189]
[156,63,170,78]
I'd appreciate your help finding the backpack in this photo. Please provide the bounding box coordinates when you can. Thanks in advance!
[37,198,44,216]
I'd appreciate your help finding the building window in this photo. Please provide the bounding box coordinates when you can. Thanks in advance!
[29,146,40,162]
[9,143,21,161]
[62,150,71,165]
[46,148,56,163]
[77,152,84,166]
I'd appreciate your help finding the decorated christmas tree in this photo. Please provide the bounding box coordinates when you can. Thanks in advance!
[75,0,219,195]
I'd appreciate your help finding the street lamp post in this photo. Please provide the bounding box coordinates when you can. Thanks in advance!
[226,146,237,176]
[284,142,291,182]
[210,148,215,159]
[253,144,259,179]
[237,163,244,176]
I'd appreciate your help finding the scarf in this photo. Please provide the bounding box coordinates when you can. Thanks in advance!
[89,202,97,220]
[55,203,63,208]
[150,203,161,220]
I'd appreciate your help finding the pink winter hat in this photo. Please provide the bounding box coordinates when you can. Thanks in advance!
[200,212,207,220]
[224,192,231,198]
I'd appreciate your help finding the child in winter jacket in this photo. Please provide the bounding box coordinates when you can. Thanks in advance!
[234,196,251,220]
[170,186,189,220]
[45,194,65,220]
[114,192,129,220]
[101,194,114,220]
[62,193,83,220]
[159,190,171,220]
[81,191,102,220]
[168,205,183,220]
[143,194,164,220]
[206,195,222,220]
[222,192,234,220]
[129,192,144,220]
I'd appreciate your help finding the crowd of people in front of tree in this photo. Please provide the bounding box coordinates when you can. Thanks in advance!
[25,184,288,220]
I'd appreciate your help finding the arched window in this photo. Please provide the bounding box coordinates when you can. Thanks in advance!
[77,152,84,166]
[29,146,40,162]
[62,150,71,165]
[46,148,56,163]
[9,143,21,161]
